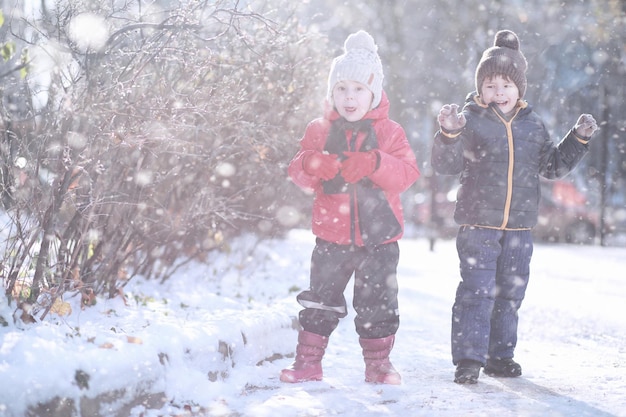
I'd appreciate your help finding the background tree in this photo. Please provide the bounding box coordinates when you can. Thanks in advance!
[303,0,625,244]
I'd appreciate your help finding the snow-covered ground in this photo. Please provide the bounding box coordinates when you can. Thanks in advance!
[0,229,624,417]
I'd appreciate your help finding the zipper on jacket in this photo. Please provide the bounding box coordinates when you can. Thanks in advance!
[493,107,521,229]
[348,130,358,244]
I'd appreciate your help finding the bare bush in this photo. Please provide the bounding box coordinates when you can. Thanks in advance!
[0,0,327,318]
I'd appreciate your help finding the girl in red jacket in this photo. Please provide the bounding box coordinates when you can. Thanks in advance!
[280,30,420,385]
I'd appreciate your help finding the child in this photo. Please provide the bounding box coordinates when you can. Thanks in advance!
[281,30,420,385]
[432,30,598,384]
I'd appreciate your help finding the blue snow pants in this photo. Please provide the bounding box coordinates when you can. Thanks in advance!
[297,238,400,339]
[452,226,533,365]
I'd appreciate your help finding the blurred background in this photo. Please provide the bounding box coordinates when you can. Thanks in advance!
[297,0,626,248]
[0,0,624,303]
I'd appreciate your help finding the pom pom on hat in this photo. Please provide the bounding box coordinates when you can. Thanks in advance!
[344,30,377,51]
[327,30,384,109]
[475,30,528,98]
[494,30,520,50]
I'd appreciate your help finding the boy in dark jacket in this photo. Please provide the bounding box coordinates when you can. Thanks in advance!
[432,30,597,384]
[281,30,420,385]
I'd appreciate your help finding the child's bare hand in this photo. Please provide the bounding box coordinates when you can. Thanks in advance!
[437,104,466,132]
[574,114,598,138]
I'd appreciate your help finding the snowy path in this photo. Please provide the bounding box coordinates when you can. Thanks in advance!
[1,231,624,416]
[229,237,625,417]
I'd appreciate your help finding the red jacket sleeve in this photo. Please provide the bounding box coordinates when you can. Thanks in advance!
[287,119,331,192]
[369,120,420,193]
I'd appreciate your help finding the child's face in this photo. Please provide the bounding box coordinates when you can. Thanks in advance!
[480,74,520,115]
[332,80,374,122]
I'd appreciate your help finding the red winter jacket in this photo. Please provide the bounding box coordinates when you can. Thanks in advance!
[288,92,420,246]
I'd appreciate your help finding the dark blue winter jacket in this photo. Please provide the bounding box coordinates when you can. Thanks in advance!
[431,93,591,230]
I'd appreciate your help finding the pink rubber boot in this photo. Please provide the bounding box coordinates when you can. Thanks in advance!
[359,335,401,385]
[280,330,329,383]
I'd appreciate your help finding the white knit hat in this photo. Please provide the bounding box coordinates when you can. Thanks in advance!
[327,30,384,109]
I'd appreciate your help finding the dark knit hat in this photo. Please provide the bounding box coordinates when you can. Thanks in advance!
[475,30,528,98]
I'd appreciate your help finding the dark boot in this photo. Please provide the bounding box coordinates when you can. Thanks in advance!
[359,335,401,385]
[484,358,522,377]
[280,331,329,383]
[454,360,482,384]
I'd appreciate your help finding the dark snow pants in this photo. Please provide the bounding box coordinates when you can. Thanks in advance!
[297,238,400,339]
[451,226,533,365]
